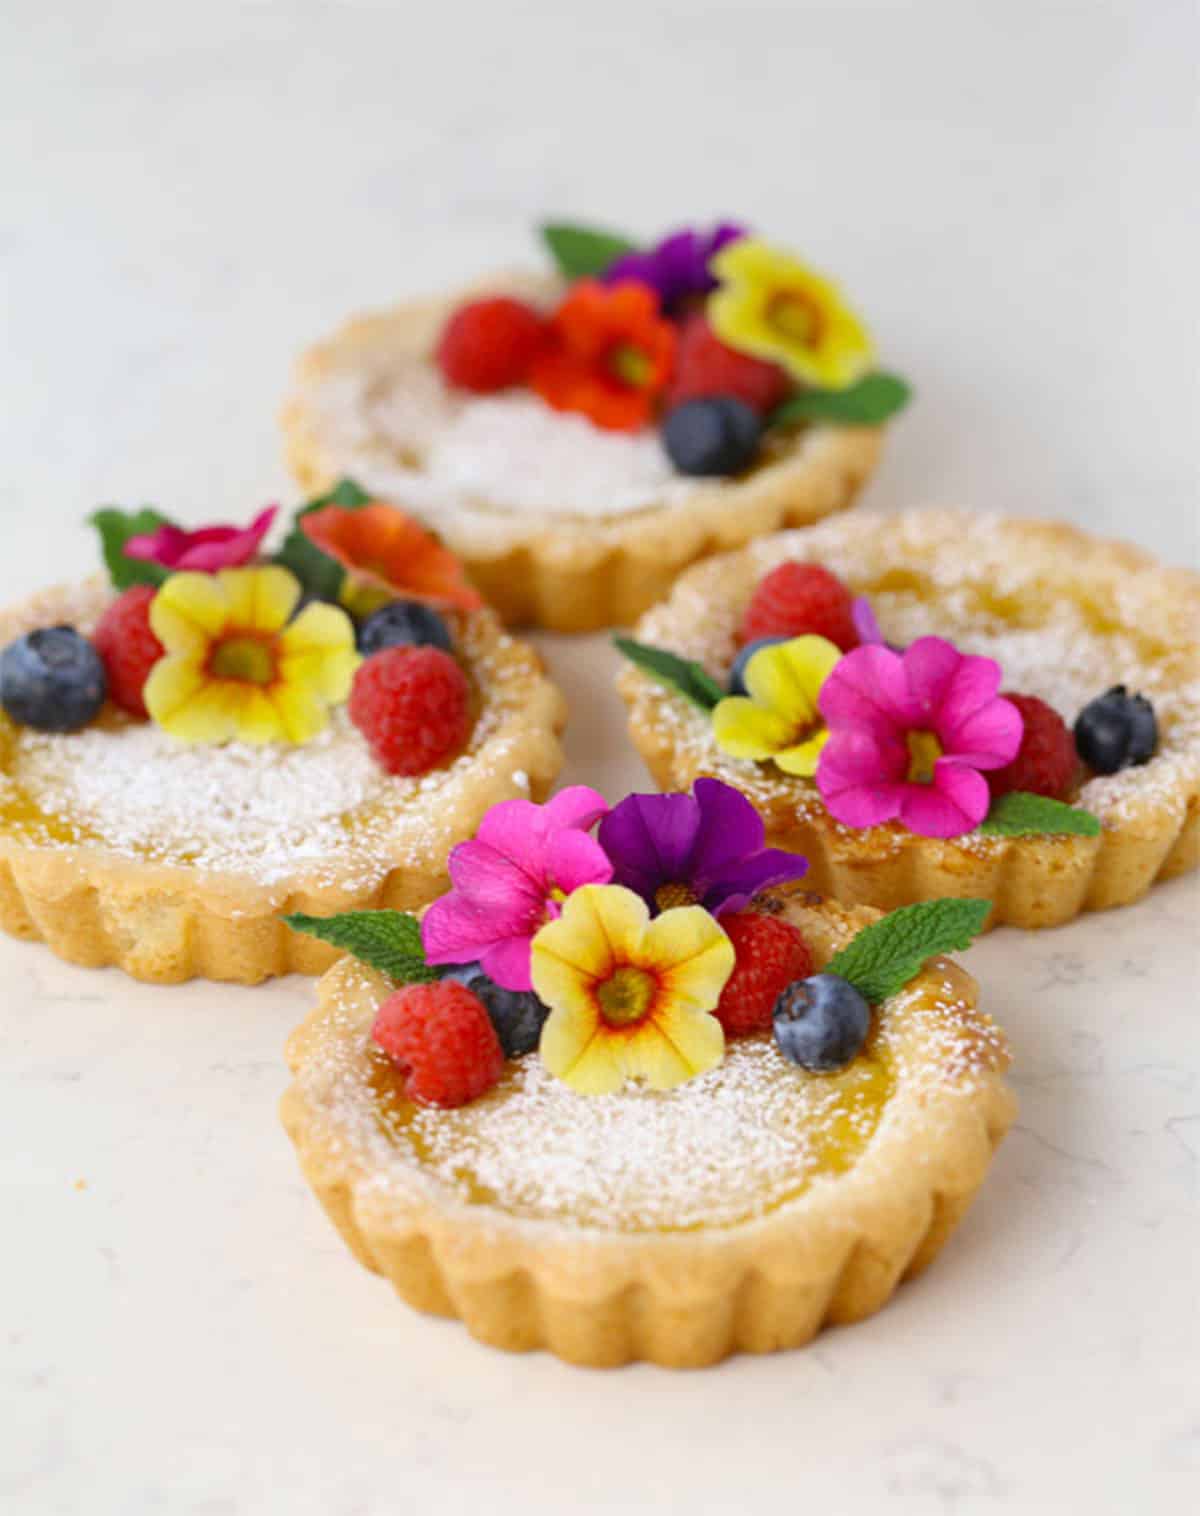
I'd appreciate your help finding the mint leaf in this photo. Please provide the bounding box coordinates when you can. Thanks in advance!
[769,373,912,429]
[613,636,725,712]
[540,222,638,279]
[978,792,1102,838]
[825,898,991,1005]
[283,910,436,983]
[89,507,173,590]
[275,477,371,600]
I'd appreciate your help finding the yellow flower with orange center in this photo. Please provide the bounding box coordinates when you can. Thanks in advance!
[712,635,841,776]
[708,238,874,390]
[530,884,734,1094]
[143,566,359,745]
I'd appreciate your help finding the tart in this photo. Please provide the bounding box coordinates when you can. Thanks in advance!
[0,499,565,984]
[617,509,1200,926]
[282,219,910,631]
[281,780,1014,1369]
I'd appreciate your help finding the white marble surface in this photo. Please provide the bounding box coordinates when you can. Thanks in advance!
[1,2,1198,1512]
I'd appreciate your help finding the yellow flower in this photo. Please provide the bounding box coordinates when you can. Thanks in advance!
[144,566,359,745]
[712,635,841,776]
[531,884,734,1094]
[708,238,874,390]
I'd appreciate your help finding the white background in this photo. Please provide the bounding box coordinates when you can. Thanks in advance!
[1,3,1197,1513]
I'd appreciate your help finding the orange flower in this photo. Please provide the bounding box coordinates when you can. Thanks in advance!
[300,502,483,618]
[530,280,677,431]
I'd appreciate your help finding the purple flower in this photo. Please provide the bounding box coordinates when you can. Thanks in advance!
[603,222,747,312]
[851,595,885,646]
[597,777,807,917]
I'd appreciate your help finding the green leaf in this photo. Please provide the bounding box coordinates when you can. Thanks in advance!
[283,910,437,983]
[89,507,173,590]
[540,221,639,279]
[768,372,912,429]
[613,636,725,712]
[825,898,991,1005]
[977,791,1102,838]
[274,477,371,600]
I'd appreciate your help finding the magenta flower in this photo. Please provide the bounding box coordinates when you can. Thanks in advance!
[597,777,807,915]
[603,222,746,312]
[125,505,277,573]
[421,787,612,991]
[815,636,1023,838]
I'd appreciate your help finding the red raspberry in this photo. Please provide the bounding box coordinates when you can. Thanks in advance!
[91,585,164,719]
[665,315,792,416]
[988,692,1077,800]
[349,645,471,776]
[714,912,814,1038]
[372,981,504,1108]
[739,562,859,651]
[436,297,547,393]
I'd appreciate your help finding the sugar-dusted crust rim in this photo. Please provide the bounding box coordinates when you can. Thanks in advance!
[0,581,566,984]
[280,891,1015,1368]
[280,279,886,631]
[618,510,1200,928]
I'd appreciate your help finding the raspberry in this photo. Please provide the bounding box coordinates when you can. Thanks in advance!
[436,297,547,393]
[740,562,859,651]
[372,981,504,1108]
[665,315,792,416]
[91,585,164,719]
[348,645,471,776]
[714,912,814,1038]
[988,692,1077,800]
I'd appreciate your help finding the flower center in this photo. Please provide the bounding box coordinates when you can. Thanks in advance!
[608,343,652,389]
[596,965,656,1027]
[765,289,823,347]
[654,881,698,911]
[906,729,943,784]
[208,635,277,686]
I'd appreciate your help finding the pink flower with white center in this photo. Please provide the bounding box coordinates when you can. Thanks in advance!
[815,636,1023,838]
[125,505,277,573]
[420,787,613,991]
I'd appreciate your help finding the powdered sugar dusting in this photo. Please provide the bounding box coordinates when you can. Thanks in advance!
[313,354,690,522]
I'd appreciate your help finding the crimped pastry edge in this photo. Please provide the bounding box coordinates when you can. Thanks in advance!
[280,892,1016,1369]
[618,509,1200,928]
[0,587,567,984]
[280,284,886,631]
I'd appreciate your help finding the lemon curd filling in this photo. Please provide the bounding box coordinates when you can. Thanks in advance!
[366,1032,897,1232]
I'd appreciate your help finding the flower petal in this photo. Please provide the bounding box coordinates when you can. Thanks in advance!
[539,1001,625,1095]
[935,662,1021,768]
[640,905,735,1012]
[217,565,299,634]
[901,637,964,721]
[773,723,832,777]
[597,791,701,899]
[266,681,328,745]
[700,847,808,916]
[150,573,230,655]
[540,785,609,834]
[898,762,990,838]
[621,1004,725,1090]
[544,827,613,896]
[818,644,917,733]
[479,936,537,993]
[743,635,841,722]
[712,696,795,759]
[816,729,907,828]
[142,653,207,728]
[474,798,552,880]
[444,838,543,921]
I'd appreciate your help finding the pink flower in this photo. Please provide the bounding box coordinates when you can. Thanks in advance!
[815,636,1022,838]
[421,787,613,991]
[125,505,277,572]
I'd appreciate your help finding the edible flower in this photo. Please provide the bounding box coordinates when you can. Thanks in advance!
[299,502,484,618]
[708,238,873,390]
[712,635,841,776]
[421,787,612,991]
[531,884,733,1093]
[851,595,886,646]
[815,637,1023,838]
[602,221,746,312]
[125,505,276,573]
[597,776,807,916]
[530,280,677,431]
[144,565,358,745]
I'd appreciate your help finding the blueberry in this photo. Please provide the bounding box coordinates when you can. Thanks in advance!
[438,962,548,1058]
[773,973,871,1072]
[662,397,763,477]
[1074,685,1158,775]
[729,636,790,695]
[0,627,107,733]
[357,600,452,657]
